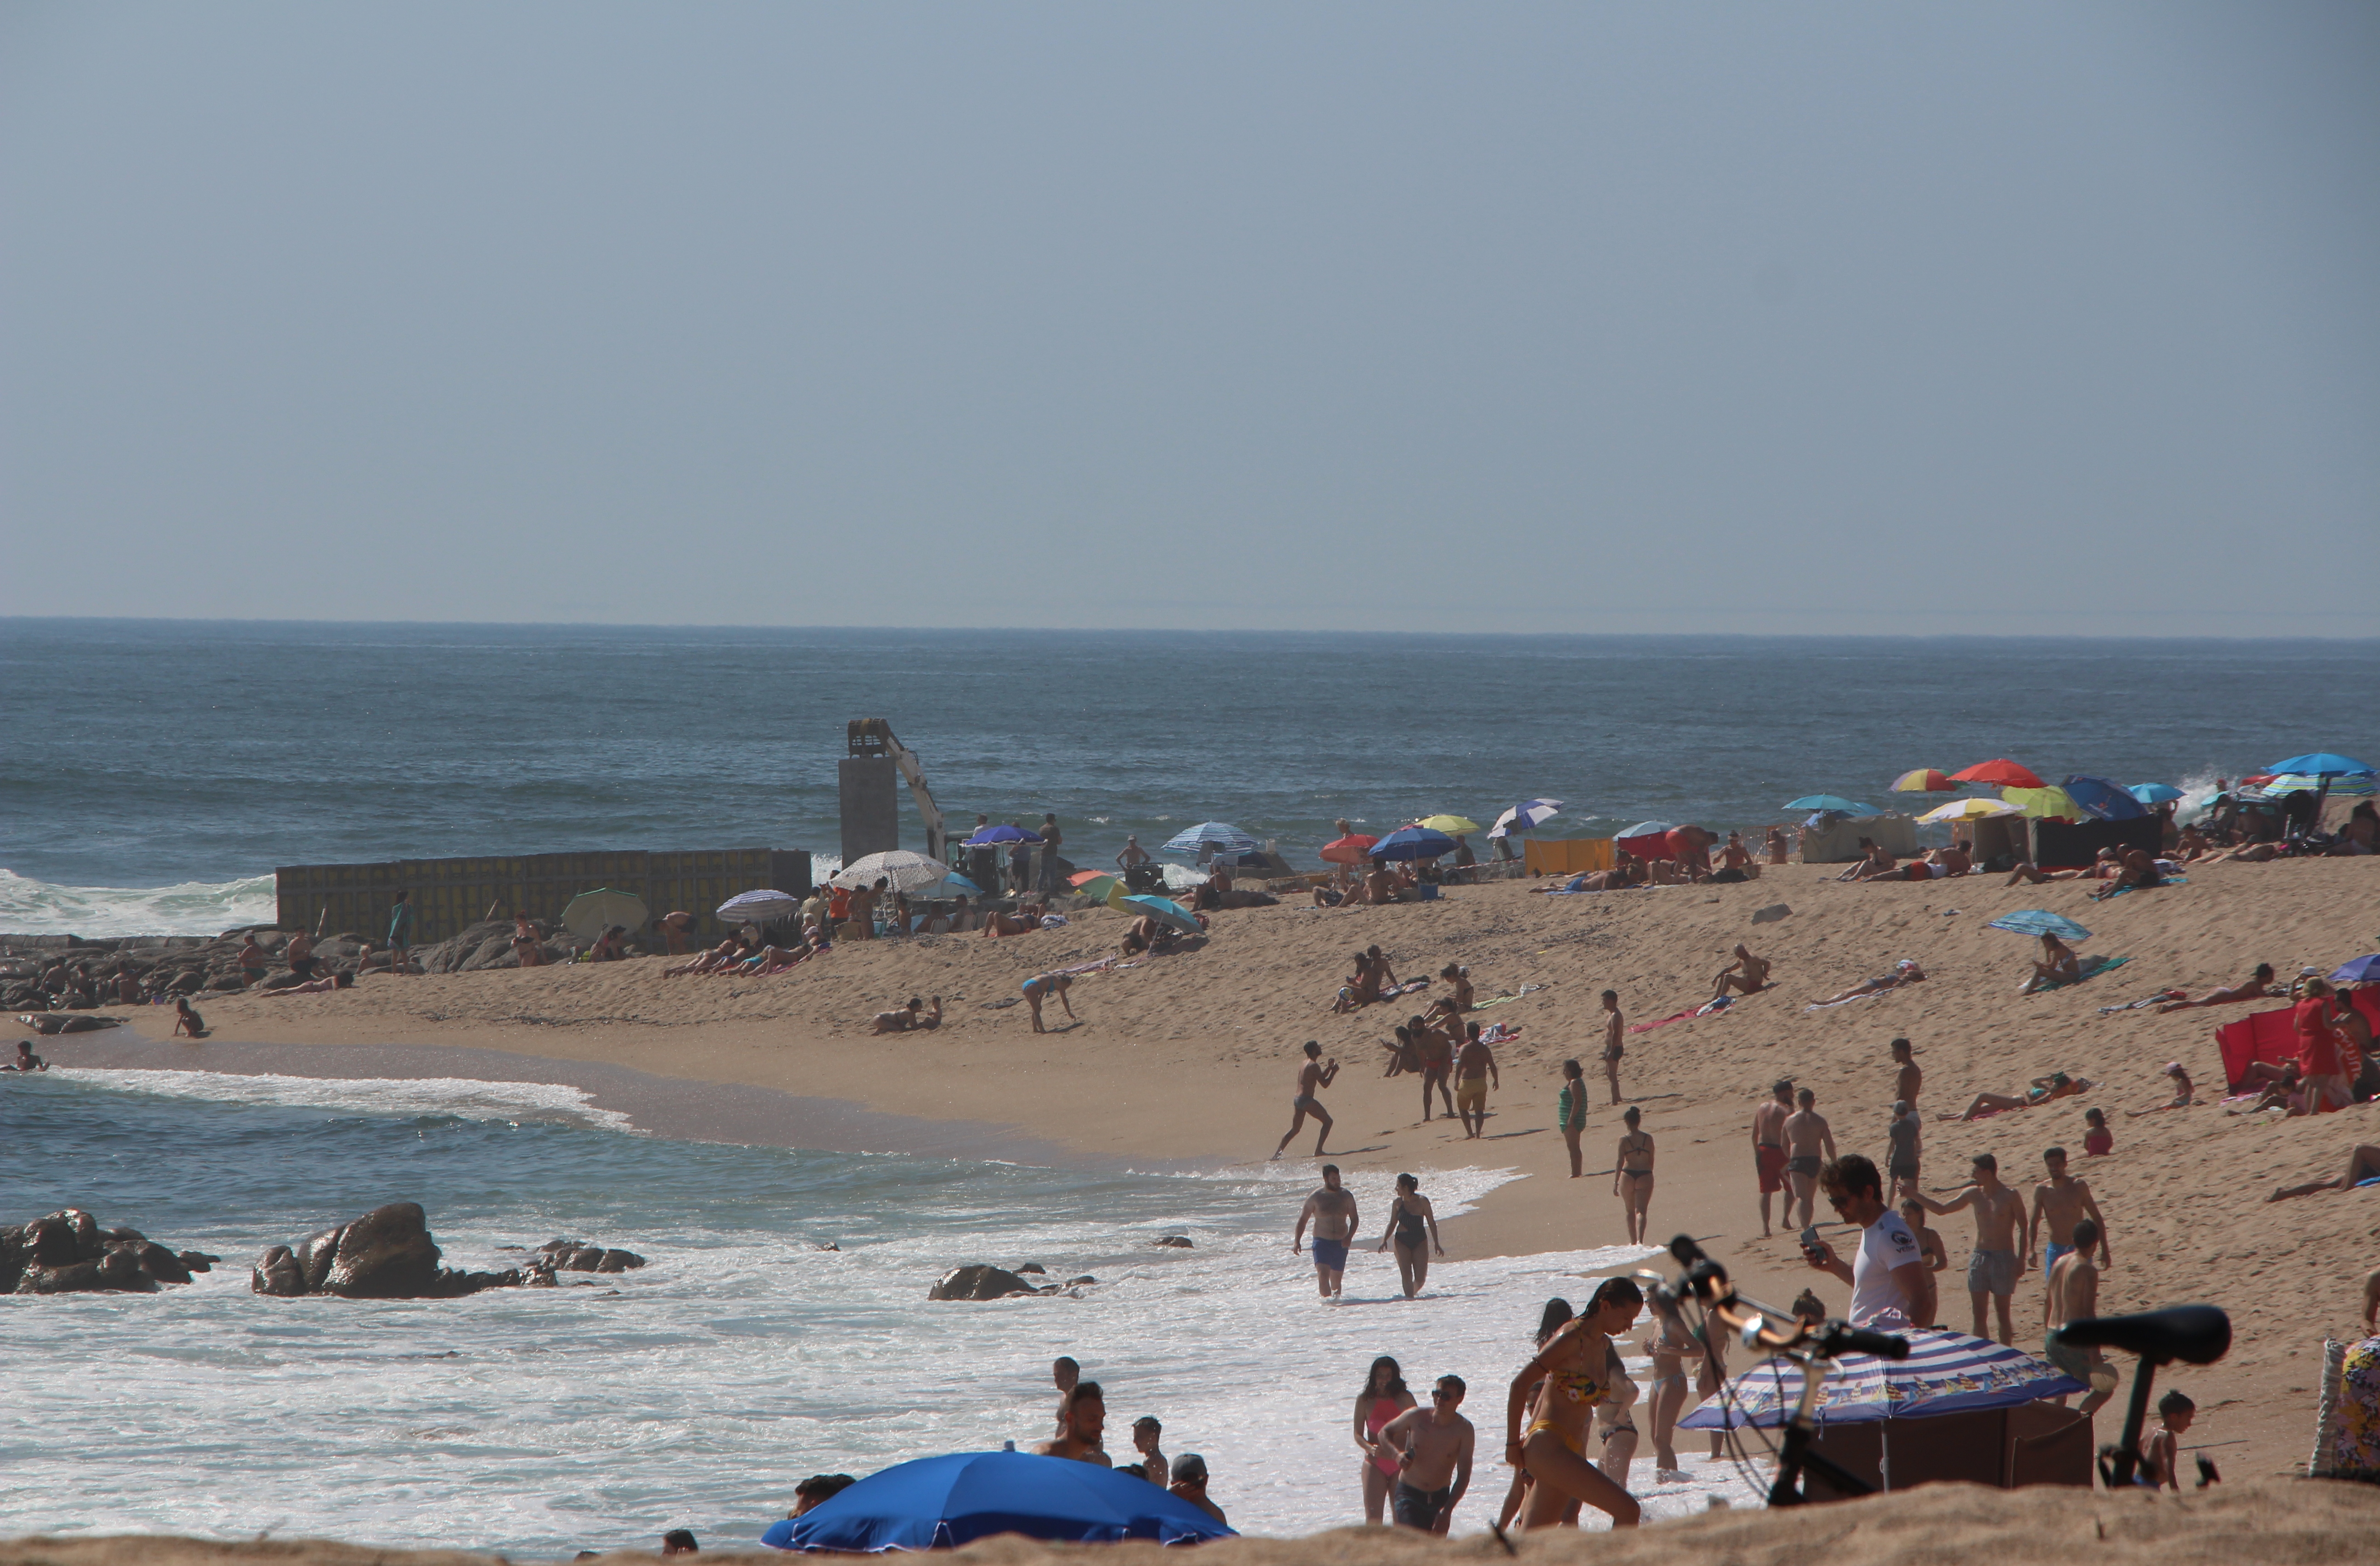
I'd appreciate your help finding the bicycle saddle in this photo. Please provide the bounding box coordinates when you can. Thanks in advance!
[2055,1305,2230,1366]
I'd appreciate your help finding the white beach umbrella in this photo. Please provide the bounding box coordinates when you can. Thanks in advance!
[831,850,956,893]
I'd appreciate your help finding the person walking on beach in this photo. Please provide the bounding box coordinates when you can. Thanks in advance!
[1355,1357,1417,1523]
[1558,1059,1589,1177]
[1376,1173,1443,1298]
[1292,1164,1359,1300]
[1919,1152,2028,1344]
[1613,1107,1654,1245]
[2027,1146,2110,1327]
[1022,973,1075,1033]
[1038,813,1064,897]
[1503,1277,1644,1530]
[1891,1036,1922,1111]
[1886,1100,1921,1202]
[1783,1088,1835,1233]
[387,890,415,975]
[1454,1023,1499,1138]
[1600,990,1625,1105]
[1370,1376,1475,1535]
[1804,1155,1936,1330]
[1272,1042,1339,1159]
[1753,1079,1792,1236]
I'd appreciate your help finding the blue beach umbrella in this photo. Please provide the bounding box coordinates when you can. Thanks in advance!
[1679,1329,2085,1430]
[2268,752,2374,777]
[2060,776,2148,821]
[1489,799,1563,838]
[2127,783,2184,805]
[1783,795,1879,815]
[1369,825,1458,861]
[1985,909,2092,942]
[1119,893,1202,935]
[762,1450,1237,1551]
[964,824,1042,846]
[1159,822,1258,857]
[2330,955,2380,985]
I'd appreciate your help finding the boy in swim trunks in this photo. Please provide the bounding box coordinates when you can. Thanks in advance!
[1292,1164,1359,1299]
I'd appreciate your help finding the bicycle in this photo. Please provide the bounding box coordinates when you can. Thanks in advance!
[1643,1235,1910,1506]
[2049,1304,2231,1488]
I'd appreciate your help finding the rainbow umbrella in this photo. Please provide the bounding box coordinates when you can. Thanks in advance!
[1068,871,1121,901]
[1891,769,1957,793]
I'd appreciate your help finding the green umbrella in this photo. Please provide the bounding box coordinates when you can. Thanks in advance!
[562,888,650,941]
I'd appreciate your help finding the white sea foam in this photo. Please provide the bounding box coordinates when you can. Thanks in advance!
[55,1067,636,1132]
[0,867,278,939]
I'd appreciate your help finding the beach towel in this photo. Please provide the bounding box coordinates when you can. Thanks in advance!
[1477,1022,1522,1046]
[2025,954,2130,993]
[2094,875,2189,902]
[1471,983,1550,1012]
[1380,978,1432,1001]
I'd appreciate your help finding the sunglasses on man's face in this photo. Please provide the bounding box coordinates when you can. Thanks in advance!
[1430,1389,1455,1401]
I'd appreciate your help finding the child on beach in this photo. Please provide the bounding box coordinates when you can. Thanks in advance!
[2082,1107,2113,1155]
[2139,1389,2194,1489]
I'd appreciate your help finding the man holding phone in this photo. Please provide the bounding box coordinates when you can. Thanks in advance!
[1803,1154,1935,1330]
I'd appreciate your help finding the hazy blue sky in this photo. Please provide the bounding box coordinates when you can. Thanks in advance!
[4,4,2374,635]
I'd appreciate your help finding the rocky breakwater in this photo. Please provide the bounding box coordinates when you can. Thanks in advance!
[252,1202,646,1299]
[1,1209,220,1294]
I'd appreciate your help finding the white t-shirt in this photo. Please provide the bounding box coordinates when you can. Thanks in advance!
[1850,1212,1922,1326]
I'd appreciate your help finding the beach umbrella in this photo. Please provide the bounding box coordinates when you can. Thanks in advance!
[714,889,801,925]
[1616,821,1677,840]
[762,1449,1236,1551]
[2268,752,2374,777]
[1678,1329,2085,1430]
[1783,795,1880,815]
[2127,783,2184,805]
[2329,955,2380,986]
[1159,822,1258,857]
[1318,833,1379,865]
[561,888,648,941]
[1119,893,1202,935]
[1885,766,1961,794]
[2260,772,2378,796]
[831,850,956,893]
[1916,797,2021,823]
[2060,775,2149,822]
[1369,825,1457,862]
[1067,872,1121,901]
[1986,909,2091,941]
[2000,785,2084,821]
[936,872,984,897]
[1488,799,1563,838]
[963,824,1042,846]
[1952,759,2047,789]
[1414,814,1481,835]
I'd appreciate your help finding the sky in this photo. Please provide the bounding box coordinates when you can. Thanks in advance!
[2,3,2374,636]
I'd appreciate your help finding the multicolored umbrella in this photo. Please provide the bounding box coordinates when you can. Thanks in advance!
[1068,871,1121,901]
[1916,797,2021,823]
[1159,822,1258,857]
[1414,814,1481,835]
[1369,825,1457,861]
[1488,800,1563,838]
[1318,833,1379,865]
[1952,759,2047,789]
[1678,1329,2086,1429]
[715,889,801,924]
[1986,909,2091,940]
[1891,769,1957,793]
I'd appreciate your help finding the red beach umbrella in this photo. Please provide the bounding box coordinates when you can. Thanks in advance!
[1318,833,1378,866]
[1950,759,2046,789]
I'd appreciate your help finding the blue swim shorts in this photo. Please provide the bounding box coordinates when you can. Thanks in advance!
[1311,1238,1349,1272]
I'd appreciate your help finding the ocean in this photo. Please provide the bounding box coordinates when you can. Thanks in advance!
[4,619,2375,935]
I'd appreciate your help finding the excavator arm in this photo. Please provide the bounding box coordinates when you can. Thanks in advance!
[847,719,946,864]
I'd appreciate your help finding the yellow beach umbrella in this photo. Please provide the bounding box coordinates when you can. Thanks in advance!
[1916,797,2022,823]
[1416,815,1481,835]
[2002,786,2084,820]
[1891,769,1958,793]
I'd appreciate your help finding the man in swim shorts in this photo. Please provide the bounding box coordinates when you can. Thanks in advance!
[1370,1375,1474,1535]
[1292,1163,1359,1299]
[1272,1041,1339,1160]
[1752,1079,1793,1236]
[1920,1152,2028,1344]
[2027,1146,2109,1331]
[1453,1024,1499,1139]
[1782,1087,1836,1231]
[2043,1218,2116,1416]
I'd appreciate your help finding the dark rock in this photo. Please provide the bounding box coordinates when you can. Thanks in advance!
[1153,1236,1194,1249]
[133,1242,192,1285]
[928,1264,1043,1301]
[1015,1262,1047,1275]
[537,1237,645,1274]
[295,1225,345,1292]
[94,1247,157,1291]
[20,1260,108,1294]
[324,1202,443,1298]
[178,1250,219,1274]
[422,1268,522,1298]
[0,1226,24,1294]
[1066,1275,1097,1286]
[595,1248,643,1274]
[252,1246,305,1296]
[1751,903,1793,925]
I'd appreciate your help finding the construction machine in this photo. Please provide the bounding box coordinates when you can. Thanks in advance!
[846,719,947,865]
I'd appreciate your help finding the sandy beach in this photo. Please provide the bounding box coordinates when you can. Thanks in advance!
[45,857,2373,1489]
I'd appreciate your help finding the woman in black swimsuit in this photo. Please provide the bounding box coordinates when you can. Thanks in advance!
[1375,1173,1442,1298]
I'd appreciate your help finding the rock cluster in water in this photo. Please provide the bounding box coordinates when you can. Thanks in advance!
[252,1202,646,1299]
[0,1209,219,1294]
[927,1264,1097,1300]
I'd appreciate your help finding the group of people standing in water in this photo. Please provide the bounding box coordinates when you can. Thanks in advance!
[1350,1281,1725,1534]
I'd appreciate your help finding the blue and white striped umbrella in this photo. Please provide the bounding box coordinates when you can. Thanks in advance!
[1679,1328,2086,1428]
[1489,799,1564,838]
[1159,822,1258,856]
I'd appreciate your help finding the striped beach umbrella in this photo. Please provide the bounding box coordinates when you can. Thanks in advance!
[1679,1328,2086,1429]
[1159,822,1258,857]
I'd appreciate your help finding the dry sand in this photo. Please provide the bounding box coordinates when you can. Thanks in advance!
[6,1477,2377,1563]
[51,859,2380,1488]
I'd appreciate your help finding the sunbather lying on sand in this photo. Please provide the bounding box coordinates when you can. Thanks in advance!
[1810,960,1924,1007]
[665,940,742,977]
[982,906,1044,938]
[870,996,943,1034]
[2087,849,2166,901]
[1941,1072,2093,1122]
[2004,854,2105,885]
[1835,841,1897,883]
[2155,963,2277,1012]
[2267,1144,2380,1201]
[266,971,353,995]
[2022,934,2083,995]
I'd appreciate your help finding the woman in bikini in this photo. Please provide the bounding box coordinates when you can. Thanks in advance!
[1375,1173,1443,1298]
[1613,1106,1654,1246]
[1496,1300,1574,1530]
[1504,1276,1645,1528]
[1810,959,1926,1007]
[1557,1058,1589,1177]
[1353,1356,1415,1524]
[2155,962,2277,1012]
[2021,935,2083,995]
[1644,1302,1695,1477]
